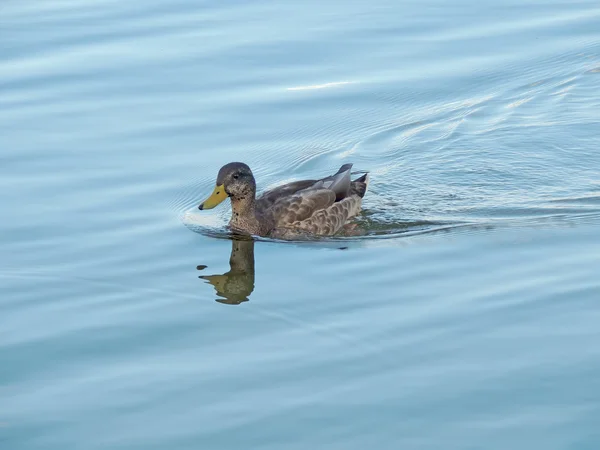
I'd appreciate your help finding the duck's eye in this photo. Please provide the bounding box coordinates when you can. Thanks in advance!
[232,174,239,180]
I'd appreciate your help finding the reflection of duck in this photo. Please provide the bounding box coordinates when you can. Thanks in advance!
[198,162,369,239]
[197,238,255,305]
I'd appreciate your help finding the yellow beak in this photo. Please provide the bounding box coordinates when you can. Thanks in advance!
[198,184,228,210]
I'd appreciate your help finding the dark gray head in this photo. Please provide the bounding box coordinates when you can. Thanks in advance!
[198,162,256,210]
[216,162,255,199]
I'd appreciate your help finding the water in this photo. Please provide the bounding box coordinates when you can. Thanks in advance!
[1,0,600,448]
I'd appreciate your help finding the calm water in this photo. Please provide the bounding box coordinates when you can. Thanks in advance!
[2,0,600,448]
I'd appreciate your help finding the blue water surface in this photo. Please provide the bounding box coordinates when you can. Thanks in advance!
[1,1,600,449]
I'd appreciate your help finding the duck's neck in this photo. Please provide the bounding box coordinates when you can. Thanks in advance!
[230,188,258,228]
[231,195,256,216]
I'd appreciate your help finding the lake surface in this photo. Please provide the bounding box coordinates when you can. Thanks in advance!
[2,1,600,448]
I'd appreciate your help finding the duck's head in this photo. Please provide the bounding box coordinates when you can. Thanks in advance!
[198,162,256,210]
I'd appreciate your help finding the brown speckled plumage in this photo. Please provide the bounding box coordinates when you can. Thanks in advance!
[199,162,369,239]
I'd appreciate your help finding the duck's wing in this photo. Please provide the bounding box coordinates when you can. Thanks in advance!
[256,179,317,212]
[270,170,369,238]
[257,163,354,212]
[268,188,337,227]
[255,164,365,237]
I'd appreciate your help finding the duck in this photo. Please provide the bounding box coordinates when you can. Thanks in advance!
[198,162,369,239]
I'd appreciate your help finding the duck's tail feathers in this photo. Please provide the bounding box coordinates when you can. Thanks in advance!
[334,163,353,175]
[322,163,353,201]
[351,172,369,198]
